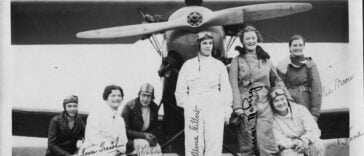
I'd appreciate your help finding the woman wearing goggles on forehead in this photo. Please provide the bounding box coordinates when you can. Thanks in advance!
[175,31,233,156]
[270,88,324,156]
[229,25,290,156]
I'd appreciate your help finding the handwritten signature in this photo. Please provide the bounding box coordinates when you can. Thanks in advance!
[241,86,262,122]
[323,74,354,97]
[240,86,262,155]
[326,127,364,150]
[189,105,201,156]
[79,137,125,156]
[189,105,201,132]
[134,144,162,155]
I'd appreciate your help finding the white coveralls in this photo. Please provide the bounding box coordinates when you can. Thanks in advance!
[175,56,233,156]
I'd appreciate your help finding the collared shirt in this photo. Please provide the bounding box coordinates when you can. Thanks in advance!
[273,102,321,147]
[85,103,127,153]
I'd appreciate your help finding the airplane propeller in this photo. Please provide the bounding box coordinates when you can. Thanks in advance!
[76,3,312,39]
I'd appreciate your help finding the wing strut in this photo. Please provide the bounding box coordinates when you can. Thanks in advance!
[147,34,164,56]
[225,36,238,56]
[138,8,165,57]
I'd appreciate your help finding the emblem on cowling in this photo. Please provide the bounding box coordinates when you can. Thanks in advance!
[187,11,203,27]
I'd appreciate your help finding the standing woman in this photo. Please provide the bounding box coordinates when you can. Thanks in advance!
[175,31,233,156]
[229,25,287,156]
[276,35,322,121]
[46,95,85,156]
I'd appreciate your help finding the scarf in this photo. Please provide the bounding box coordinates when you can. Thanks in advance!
[290,54,308,67]
[235,45,270,61]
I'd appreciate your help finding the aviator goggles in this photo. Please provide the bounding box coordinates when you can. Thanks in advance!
[270,88,286,99]
[195,32,213,41]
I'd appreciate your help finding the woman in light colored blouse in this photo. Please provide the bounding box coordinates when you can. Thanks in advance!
[83,85,128,156]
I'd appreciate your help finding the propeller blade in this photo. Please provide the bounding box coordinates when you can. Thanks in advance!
[203,3,312,26]
[76,17,188,39]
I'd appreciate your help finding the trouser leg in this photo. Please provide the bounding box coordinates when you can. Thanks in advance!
[256,117,278,156]
[204,106,224,156]
[236,116,257,155]
[185,104,204,156]
[305,140,325,156]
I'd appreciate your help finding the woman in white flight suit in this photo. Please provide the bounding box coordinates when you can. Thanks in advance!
[175,31,233,156]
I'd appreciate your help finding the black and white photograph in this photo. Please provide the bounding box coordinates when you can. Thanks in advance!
[1,0,363,155]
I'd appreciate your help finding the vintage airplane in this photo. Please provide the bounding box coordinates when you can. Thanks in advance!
[11,0,351,155]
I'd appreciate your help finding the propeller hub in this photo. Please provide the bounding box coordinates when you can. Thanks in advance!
[187,11,203,27]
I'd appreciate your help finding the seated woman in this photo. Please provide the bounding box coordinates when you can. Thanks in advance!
[83,85,128,156]
[46,95,85,156]
[122,83,162,155]
[270,88,324,156]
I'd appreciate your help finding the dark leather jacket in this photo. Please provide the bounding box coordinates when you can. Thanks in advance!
[46,112,85,156]
[122,98,159,139]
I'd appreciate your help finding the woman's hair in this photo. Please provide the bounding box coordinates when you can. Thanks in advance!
[234,25,270,61]
[288,34,306,47]
[238,25,263,43]
[103,85,124,100]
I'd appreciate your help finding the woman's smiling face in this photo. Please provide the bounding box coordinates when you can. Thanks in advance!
[106,89,123,110]
[289,38,305,57]
[272,95,289,114]
[242,31,258,52]
[65,102,78,117]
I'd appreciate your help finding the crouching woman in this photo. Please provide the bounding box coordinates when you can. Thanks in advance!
[270,88,325,156]
[46,95,85,156]
[122,83,162,155]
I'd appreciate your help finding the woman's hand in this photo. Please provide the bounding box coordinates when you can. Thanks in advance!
[144,133,157,147]
[312,116,318,122]
[234,109,244,116]
[294,139,307,153]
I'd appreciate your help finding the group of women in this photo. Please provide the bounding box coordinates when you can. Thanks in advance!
[175,25,323,156]
[46,85,162,156]
[46,85,128,156]
[46,25,323,156]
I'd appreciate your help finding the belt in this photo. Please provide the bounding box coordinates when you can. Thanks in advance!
[288,85,311,92]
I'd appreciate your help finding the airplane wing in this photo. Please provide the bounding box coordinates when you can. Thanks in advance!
[12,0,348,44]
[12,107,348,139]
